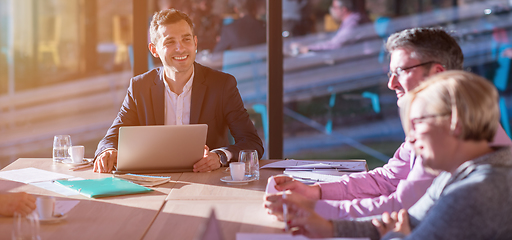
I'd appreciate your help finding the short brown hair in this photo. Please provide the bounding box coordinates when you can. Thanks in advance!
[149,8,194,44]
[403,70,499,142]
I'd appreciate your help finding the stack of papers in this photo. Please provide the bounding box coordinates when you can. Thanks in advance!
[262,160,367,183]
[0,167,75,184]
[0,167,84,196]
[237,233,369,240]
[261,160,366,171]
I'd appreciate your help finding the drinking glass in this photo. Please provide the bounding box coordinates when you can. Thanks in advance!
[12,211,41,240]
[53,135,72,162]
[239,150,259,180]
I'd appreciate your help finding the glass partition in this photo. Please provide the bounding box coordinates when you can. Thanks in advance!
[277,0,512,169]
[2,0,512,170]
[0,0,134,166]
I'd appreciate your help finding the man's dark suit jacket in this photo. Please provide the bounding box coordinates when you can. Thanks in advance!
[95,62,264,161]
[213,15,266,52]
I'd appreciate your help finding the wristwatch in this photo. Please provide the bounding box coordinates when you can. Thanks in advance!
[213,150,229,167]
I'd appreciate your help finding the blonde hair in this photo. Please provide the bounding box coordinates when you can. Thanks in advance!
[403,70,499,142]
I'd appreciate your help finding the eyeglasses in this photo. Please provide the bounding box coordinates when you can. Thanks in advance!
[388,61,437,78]
[410,113,450,131]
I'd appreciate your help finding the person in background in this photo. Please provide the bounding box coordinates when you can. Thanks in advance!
[94,9,263,173]
[213,0,266,52]
[0,192,36,216]
[282,0,314,37]
[264,27,512,220]
[294,0,370,53]
[189,0,222,51]
[284,71,512,240]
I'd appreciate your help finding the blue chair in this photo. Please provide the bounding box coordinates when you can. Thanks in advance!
[362,91,381,114]
[493,44,512,137]
[325,88,336,135]
[252,104,268,159]
[373,17,391,63]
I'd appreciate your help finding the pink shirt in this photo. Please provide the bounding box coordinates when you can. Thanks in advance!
[314,125,512,219]
[307,13,364,51]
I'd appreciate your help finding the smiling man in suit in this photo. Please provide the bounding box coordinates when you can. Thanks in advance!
[93,8,263,173]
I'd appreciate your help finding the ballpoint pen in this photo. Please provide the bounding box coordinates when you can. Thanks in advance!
[283,192,289,232]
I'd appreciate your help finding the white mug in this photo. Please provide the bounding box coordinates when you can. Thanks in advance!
[68,145,85,163]
[36,196,55,220]
[229,162,245,181]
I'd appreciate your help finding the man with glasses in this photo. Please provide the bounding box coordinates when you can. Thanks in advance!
[265,27,512,220]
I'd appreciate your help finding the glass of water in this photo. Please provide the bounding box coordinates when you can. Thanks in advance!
[12,211,41,240]
[53,135,72,162]
[239,150,259,180]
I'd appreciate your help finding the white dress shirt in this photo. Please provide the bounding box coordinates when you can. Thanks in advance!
[162,69,233,161]
[163,71,194,125]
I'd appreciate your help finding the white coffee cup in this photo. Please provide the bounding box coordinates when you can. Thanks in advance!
[230,162,245,181]
[68,145,85,163]
[36,196,55,220]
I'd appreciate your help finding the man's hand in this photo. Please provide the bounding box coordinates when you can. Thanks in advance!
[273,175,321,200]
[503,48,512,58]
[93,149,117,173]
[193,145,221,172]
[0,192,36,217]
[264,191,317,221]
[288,200,334,238]
[372,209,411,237]
[290,42,309,55]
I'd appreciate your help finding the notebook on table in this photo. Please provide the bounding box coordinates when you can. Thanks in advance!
[113,124,208,174]
[55,177,153,198]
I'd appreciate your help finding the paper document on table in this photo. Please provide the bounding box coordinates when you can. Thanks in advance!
[262,160,366,172]
[0,167,74,184]
[55,200,80,215]
[283,170,349,183]
[236,233,369,240]
[284,169,352,176]
[30,177,85,196]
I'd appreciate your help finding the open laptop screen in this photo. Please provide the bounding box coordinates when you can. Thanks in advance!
[115,124,208,174]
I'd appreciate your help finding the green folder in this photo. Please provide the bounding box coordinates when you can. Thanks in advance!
[55,177,153,198]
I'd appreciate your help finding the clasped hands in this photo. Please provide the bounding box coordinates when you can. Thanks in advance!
[264,175,411,238]
[372,209,411,238]
[93,145,221,173]
[263,175,334,238]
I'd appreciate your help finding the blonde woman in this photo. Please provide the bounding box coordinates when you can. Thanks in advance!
[284,71,512,240]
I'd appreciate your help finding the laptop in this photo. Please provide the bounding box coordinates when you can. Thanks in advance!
[113,124,208,174]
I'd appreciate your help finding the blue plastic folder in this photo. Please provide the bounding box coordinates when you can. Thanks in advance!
[55,177,153,198]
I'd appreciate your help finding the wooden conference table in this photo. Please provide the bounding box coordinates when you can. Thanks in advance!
[0,158,367,240]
